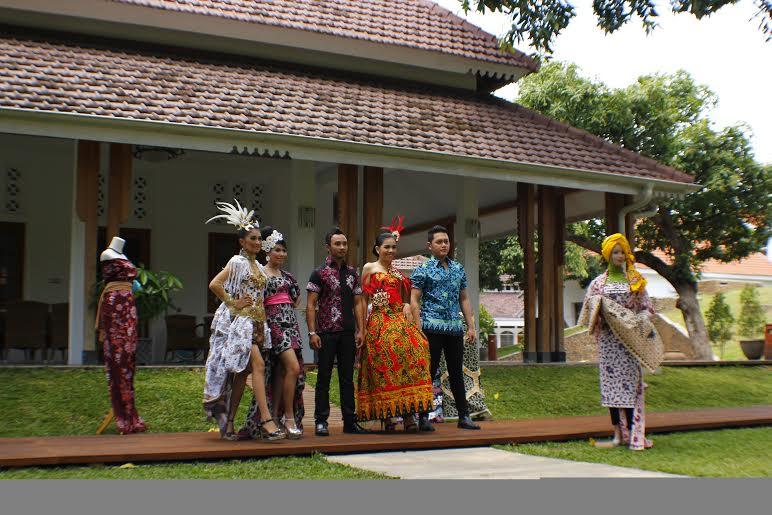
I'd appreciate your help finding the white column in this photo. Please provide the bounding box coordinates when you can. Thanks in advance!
[456,176,480,339]
[286,159,317,363]
[67,142,85,365]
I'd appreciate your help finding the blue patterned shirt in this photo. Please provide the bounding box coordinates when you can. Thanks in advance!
[410,256,468,335]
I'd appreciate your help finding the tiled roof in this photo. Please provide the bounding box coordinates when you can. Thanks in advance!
[480,291,524,319]
[108,0,538,71]
[638,250,772,278]
[0,30,692,184]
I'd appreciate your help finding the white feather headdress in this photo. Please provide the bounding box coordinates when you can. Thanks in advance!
[205,199,259,232]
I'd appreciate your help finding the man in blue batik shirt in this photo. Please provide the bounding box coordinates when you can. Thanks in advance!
[410,225,481,431]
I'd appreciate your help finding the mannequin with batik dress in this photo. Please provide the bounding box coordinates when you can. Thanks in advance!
[95,236,146,434]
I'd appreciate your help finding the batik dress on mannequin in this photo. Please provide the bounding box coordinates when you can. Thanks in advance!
[432,318,491,421]
[579,233,658,451]
[95,236,146,434]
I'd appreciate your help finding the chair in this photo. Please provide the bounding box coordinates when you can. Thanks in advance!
[48,303,69,362]
[164,315,209,362]
[3,301,49,362]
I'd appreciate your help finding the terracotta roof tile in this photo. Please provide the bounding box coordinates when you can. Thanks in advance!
[638,250,772,277]
[480,291,524,319]
[109,0,537,71]
[0,30,692,183]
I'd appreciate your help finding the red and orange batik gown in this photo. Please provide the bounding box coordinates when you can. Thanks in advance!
[356,269,433,421]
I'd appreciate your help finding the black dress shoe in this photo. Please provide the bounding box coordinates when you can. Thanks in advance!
[457,415,481,430]
[315,422,329,436]
[342,422,371,434]
[418,415,435,432]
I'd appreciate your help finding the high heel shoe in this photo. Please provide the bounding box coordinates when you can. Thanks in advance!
[381,418,398,432]
[222,416,239,441]
[281,419,303,440]
[258,418,286,441]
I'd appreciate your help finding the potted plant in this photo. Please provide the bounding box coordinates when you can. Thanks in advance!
[737,285,765,360]
[93,266,183,364]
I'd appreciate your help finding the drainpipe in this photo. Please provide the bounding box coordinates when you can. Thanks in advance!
[618,184,654,235]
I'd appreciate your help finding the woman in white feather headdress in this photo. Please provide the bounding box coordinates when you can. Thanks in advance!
[202,200,285,441]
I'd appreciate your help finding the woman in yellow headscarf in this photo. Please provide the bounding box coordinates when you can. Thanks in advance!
[582,233,655,450]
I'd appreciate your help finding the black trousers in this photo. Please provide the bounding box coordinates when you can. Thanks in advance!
[426,332,469,417]
[314,331,356,425]
[609,407,635,432]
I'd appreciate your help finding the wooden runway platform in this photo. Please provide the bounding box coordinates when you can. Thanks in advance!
[1,405,769,468]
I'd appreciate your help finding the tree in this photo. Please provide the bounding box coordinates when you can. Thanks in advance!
[460,0,772,53]
[706,292,734,359]
[737,285,766,339]
[516,62,772,359]
[479,235,602,290]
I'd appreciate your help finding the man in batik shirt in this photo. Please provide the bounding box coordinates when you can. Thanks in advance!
[410,225,481,431]
[306,228,369,436]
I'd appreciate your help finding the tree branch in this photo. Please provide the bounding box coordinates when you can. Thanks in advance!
[565,231,601,254]
[634,250,676,284]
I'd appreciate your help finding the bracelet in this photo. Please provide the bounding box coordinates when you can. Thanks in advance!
[223,293,236,308]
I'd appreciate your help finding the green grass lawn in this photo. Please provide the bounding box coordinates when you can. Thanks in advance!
[661,285,772,361]
[498,427,772,477]
[0,454,391,480]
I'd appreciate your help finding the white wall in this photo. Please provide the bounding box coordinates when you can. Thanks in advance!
[0,133,74,303]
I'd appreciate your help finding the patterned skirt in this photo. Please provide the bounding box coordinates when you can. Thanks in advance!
[356,303,433,421]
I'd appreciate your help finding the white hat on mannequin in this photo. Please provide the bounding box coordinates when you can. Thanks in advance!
[100,236,128,262]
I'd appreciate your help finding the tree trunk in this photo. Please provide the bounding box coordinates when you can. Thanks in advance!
[672,281,714,360]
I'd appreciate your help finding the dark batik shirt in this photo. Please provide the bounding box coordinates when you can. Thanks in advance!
[306,256,362,333]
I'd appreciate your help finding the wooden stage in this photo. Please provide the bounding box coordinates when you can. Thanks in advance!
[1,405,769,468]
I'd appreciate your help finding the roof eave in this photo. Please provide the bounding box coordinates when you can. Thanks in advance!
[0,108,698,195]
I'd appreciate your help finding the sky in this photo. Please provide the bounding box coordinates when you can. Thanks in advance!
[434,0,772,164]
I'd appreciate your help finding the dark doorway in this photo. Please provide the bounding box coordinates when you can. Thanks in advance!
[0,222,25,304]
[207,232,240,313]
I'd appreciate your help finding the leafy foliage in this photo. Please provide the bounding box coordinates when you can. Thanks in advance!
[134,267,184,322]
[737,285,766,338]
[515,61,771,357]
[460,0,772,53]
[479,304,496,339]
[479,235,602,290]
[706,292,734,357]
[93,267,183,323]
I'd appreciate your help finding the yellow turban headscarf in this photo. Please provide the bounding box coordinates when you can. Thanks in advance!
[601,233,647,293]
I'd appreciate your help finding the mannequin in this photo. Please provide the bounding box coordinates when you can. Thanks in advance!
[100,236,128,262]
[95,235,146,434]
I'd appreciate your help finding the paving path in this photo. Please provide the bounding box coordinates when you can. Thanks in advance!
[327,447,684,479]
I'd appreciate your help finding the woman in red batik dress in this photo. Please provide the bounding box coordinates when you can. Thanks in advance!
[356,218,433,432]
[96,238,146,434]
